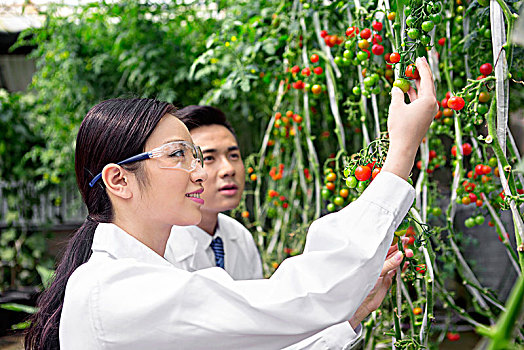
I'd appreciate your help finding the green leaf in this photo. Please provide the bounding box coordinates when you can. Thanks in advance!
[1,303,38,314]
[36,265,55,289]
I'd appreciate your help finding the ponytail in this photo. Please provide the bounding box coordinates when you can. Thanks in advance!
[25,219,98,350]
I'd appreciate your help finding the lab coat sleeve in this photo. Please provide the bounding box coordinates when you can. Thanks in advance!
[282,322,362,350]
[94,171,414,350]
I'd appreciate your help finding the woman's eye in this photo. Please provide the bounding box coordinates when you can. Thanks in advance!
[169,150,185,158]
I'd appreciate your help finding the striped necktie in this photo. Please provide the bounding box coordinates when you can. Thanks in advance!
[210,236,225,269]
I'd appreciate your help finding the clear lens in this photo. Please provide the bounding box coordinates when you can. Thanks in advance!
[156,141,203,171]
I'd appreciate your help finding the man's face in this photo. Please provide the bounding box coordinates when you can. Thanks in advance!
[190,124,245,215]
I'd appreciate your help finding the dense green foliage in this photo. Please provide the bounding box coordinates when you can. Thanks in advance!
[1,0,523,347]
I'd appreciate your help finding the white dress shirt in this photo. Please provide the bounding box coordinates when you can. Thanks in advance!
[164,213,263,280]
[59,172,414,349]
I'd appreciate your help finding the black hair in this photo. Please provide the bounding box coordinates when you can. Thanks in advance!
[176,105,236,138]
[25,98,175,350]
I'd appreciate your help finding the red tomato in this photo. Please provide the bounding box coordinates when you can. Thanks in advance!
[354,165,372,181]
[462,143,472,156]
[389,52,401,63]
[479,63,493,75]
[441,98,448,108]
[438,37,446,46]
[475,164,484,175]
[429,150,437,160]
[372,21,383,31]
[301,67,310,76]
[372,44,384,55]
[446,332,460,341]
[372,167,381,179]
[345,26,359,37]
[360,28,372,39]
[405,64,420,79]
[384,53,391,63]
[447,96,465,111]
[291,65,300,74]
[326,182,335,191]
[313,67,323,75]
[320,30,328,38]
[372,33,383,44]
[310,54,319,63]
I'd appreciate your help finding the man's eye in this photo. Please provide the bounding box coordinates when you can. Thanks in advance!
[230,153,240,160]
[204,156,214,162]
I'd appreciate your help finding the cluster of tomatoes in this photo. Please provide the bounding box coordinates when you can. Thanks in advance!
[270,110,303,142]
[343,161,382,193]
[403,0,442,47]
[333,21,386,67]
[288,54,326,95]
[269,163,285,181]
[321,169,351,212]
[416,149,446,174]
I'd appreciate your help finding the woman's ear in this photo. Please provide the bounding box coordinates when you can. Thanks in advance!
[101,164,133,199]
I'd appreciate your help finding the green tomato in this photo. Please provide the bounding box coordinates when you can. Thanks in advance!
[371,86,381,94]
[352,86,362,95]
[342,57,351,66]
[420,35,431,45]
[346,176,358,188]
[407,28,420,39]
[483,28,491,39]
[430,13,442,24]
[363,76,375,88]
[477,104,489,114]
[453,77,464,88]
[334,56,343,65]
[267,207,277,218]
[478,0,489,6]
[455,15,463,24]
[393,78,410,93]
[356,51,368,61]
[343,50,352,59]
[345,41,353,49]
[465,91,475,101]
[421,20,435,32]
[475,215,485,225]
[371,73,380,83]
[406,15,416,27]
[432,207,442,216]
[426,1,434,12]
[327,203,336,212]
[404,6,411,15]
[321,188,331,200]
[356,180,368,193]
[488,157,498,167]
[333,196,345,206]
[397,217,410,231]
[456,5,464,12]
[465,217,476,228]
[343,168,350,177]
[432,1,442,13]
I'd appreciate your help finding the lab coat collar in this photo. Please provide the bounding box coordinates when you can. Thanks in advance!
[168,213,239,263]
[91,223,174,268]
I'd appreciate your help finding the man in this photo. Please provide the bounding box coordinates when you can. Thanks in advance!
[164,105,263,280]
[164,105,412,349]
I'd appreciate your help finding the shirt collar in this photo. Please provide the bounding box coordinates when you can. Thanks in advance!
[92,223,174,268]
[167,214,239,262]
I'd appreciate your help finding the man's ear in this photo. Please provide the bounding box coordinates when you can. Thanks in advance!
[101,164,133,199]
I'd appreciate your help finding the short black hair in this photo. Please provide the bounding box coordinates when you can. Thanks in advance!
[176,105,237,139]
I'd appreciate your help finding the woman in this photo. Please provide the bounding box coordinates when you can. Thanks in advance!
[26,57,437,349]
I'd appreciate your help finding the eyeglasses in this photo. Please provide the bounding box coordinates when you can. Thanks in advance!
[89,141,204,188]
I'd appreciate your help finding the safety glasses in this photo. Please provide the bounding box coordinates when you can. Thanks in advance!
[89,141,204,188]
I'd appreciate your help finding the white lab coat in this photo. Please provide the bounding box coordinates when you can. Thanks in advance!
[59,172,414,349]
[164,214,360,349]
[164,213,264,280]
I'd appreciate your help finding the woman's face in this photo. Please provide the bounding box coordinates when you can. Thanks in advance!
[135,114,207,227]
